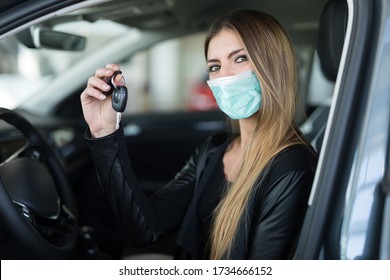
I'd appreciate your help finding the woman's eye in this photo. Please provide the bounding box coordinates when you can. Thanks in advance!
[208,64,220,73]
[235,55,248,63]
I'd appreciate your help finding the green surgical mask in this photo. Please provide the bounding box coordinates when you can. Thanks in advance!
[207,70,262,119]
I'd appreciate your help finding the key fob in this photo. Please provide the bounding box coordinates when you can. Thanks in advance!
[112,86,128,112]
[105,71,128,112]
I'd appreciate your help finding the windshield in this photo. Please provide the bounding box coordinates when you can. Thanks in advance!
[0,19,132,110]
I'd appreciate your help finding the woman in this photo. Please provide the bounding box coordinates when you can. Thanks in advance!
[80,9,317,259]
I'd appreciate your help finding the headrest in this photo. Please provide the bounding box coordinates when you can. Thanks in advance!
[317,0,348,81]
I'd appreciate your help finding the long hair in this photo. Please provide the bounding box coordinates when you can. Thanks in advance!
[204,9,305,259]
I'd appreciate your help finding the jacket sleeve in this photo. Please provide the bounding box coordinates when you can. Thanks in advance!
[247,170,314,259]
[85,127,200,246]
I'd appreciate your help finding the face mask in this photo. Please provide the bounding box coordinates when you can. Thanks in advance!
[207,70,262,120]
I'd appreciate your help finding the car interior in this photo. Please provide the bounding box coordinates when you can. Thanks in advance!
[0,0,353,259]
[300,0,347,153]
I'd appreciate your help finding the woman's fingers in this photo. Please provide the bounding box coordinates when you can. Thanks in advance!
[92,64,125,92]
[104,64,125,86]
[81,76,108,100]
[113,73,125,86]
[81,63,124,101]
[95,65,118,78]
[95,64,120,80]
[106,63,121,71]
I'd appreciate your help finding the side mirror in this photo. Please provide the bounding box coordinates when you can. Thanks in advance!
[16,27,86,51]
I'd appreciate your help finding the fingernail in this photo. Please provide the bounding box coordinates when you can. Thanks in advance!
[100,94,107,100]
[103,84,111,90]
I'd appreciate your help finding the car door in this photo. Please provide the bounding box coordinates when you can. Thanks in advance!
[295,0,390,260]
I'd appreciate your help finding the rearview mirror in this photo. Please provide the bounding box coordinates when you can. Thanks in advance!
[16,27,86,51]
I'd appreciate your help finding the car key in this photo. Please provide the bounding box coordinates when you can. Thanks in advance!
[106,71,128,113]
[112,86,128,112]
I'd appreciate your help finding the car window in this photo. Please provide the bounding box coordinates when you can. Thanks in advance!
[339,42,390,259]
[0,19,137,109]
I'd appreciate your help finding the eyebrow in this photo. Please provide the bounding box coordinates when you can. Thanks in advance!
[207,48,245,63]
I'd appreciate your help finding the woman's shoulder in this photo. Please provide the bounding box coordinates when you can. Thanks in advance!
[252,144,318,198]
[271,144,318,175]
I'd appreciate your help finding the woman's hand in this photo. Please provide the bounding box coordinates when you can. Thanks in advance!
[80,63,124,138]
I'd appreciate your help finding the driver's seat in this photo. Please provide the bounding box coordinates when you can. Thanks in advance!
[301,0,348,152]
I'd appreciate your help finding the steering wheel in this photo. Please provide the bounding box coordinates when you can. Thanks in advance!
[0,108,78,259]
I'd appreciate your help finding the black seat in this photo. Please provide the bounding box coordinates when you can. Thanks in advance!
[301,0,348,152]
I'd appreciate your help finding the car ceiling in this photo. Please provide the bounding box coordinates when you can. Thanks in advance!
[74,0,327,44]
[0,0,327,46]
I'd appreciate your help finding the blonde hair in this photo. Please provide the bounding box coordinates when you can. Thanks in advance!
[204,10,305,259]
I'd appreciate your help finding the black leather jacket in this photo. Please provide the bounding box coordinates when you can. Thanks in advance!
[86,127,317,259]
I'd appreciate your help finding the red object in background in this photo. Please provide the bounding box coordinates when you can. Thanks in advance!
[188,82,219,111]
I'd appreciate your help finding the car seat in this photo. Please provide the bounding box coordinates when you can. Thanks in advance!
[300,0,348,152]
